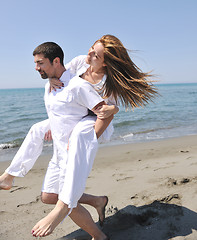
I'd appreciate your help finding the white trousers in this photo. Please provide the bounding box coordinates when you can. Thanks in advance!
[6,119,50,177]
[6,116,113,208]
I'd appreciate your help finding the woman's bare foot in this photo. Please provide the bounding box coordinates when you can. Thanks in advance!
[0,172,14,190]
[31,200,69,237]
[96,196,108,226]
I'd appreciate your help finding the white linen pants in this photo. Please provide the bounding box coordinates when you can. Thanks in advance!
[6,119,50,177]
[5,116,113,208]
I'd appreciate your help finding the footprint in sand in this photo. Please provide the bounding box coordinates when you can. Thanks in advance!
[10,186,28,193]
[180,150,189,153]
[17,195,40,207]
[180,178,190,184]
[116,176,133,182]
[163,177,191,187]
[106,205,118,215]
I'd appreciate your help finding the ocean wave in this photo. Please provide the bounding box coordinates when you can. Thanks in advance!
[7,117,41,125]
[114,119,144,127]
[0,140,53,151]
[0,142,20,150]
[0,138,24,150]
[120,133,134,138]
[134,126,175,135]
[120,126,175,140]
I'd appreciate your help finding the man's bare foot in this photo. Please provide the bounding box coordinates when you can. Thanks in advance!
[96,196,108,226]
[0,172,14,190]
[92,237,110,240]
[31,200,69,237]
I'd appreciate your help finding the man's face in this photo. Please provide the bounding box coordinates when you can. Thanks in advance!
[34,54,56,79]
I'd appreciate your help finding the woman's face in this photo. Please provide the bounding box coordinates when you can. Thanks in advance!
[86,42,106,70]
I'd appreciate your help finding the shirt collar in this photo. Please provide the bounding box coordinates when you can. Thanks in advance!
[59,69,72,85]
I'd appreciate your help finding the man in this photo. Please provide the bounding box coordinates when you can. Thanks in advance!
[31,42,110,239]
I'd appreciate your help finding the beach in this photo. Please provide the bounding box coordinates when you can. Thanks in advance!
[1,135,197,240]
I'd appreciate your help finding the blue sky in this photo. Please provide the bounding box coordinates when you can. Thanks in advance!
[0,0,196,89]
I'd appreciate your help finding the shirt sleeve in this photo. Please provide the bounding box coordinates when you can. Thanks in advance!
[105,94,119,106]
[65,55,87,75]
[77,81,104,110]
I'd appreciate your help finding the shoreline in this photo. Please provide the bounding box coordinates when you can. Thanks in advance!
[1,133,197,163]
[1,134,197,239]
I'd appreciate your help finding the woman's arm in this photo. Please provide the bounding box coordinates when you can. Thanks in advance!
[93,104,119,119]
[94,115,114,139]
[92,102,114,139]
[49,55,87,91]
[49,78,64,92]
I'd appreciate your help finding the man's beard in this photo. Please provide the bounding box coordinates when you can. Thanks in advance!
[39,71,48,79]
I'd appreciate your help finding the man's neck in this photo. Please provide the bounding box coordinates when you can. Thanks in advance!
[55,66,66,79]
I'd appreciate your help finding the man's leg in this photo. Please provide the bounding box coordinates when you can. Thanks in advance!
[79,193,108,227]
[34,153,108,239]
[32,200,108,240]
[0,119,50,190]
[70,203,108,240]
[41,192,108,226]
[32,115,113,237]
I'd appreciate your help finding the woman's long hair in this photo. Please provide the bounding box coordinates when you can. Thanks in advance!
[96,34,158,109]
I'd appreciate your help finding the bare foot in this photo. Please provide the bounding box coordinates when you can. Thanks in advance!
[0,172,14,190]
[31,200,69,237]
[96,196,108,226]
[92,237,110,240]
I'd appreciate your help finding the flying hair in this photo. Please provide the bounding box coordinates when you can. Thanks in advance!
[96,34,158,109]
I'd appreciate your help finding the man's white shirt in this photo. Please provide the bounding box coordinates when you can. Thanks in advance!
[44,70,103,159]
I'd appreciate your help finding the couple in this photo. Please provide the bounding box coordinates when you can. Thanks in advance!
[0,35,158,239]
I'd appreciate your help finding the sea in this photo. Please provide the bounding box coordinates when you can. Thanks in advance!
[0,83,197,162]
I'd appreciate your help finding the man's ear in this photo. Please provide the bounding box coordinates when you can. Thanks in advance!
[53,57,60,65]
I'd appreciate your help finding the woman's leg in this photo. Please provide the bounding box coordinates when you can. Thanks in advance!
[0,119,50,190]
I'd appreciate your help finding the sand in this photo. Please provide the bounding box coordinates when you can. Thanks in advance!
[1,135,197,240]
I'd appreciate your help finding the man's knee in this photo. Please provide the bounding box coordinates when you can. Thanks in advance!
[41,192,58,204]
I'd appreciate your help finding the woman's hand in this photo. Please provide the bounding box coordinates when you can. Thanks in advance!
[49,78,64,92]
[93,105,119,119]
[44,130,53,142]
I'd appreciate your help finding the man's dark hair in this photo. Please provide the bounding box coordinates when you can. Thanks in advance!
[33,42,64,65]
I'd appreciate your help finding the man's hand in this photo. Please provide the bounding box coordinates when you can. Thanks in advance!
[44,130,53,142]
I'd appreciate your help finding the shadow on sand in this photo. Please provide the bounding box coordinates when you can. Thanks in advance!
[57,201,197,240]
